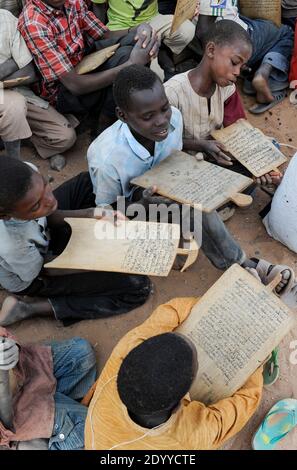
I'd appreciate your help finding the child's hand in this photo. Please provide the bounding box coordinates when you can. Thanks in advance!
[256,171,283,186]
[129,30,159,64]
[140,186,173,208]
[200,140,233,166]
[94,208,128,226]
[134,24,154,47]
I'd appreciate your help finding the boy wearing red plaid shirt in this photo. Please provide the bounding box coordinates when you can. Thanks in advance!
[18,0,159,133]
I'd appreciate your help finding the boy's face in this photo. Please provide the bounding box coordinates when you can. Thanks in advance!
[117,81,172,143]
[7,172,58,221]
[208,40,252,87]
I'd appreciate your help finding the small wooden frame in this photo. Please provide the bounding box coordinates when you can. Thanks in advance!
[131,150,253,213]
[177,264,296,404]
[1,76,30,88]
[170,0,197,34]
[75,44,120,75]
[211,119,287,177]
[45,218,199,276]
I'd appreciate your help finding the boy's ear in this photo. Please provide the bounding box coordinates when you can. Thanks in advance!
[206,41,215,59]
[116,106,128,123]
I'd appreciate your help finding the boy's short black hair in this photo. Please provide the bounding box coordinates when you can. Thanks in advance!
[113,64,162,111]
[0,158,34,212]
[201,19,252,51]
[117,333,197,415]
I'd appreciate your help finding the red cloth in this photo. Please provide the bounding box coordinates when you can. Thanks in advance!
[18,0,108,104]
[223,89,246,127]
[289,21,297,86]
[0,327,55,447]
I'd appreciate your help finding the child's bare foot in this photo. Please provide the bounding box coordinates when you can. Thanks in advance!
[0,296,34,326]
[252,73,274,104]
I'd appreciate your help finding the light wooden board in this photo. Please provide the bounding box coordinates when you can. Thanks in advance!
[239,0,281,26]
[131,150,253,213]
[1,76,30,88]
[211,119,287,177]
[170,0,197,34]
[177,264,296,404]
[75,44,120,75]
[45,218,181,277]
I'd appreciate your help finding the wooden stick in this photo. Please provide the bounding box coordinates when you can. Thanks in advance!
[230,193,253,207]
[266,273,282,292]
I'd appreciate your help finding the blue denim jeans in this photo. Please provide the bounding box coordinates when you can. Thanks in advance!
[241,16,294,82]
[47,338,96,450]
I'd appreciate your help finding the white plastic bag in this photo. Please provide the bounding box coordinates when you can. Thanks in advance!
[264,152,297,253]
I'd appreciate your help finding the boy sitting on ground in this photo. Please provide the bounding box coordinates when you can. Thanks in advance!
[0,8,76,168]
[18,0,159,134]
[0,327,96,450]
[87,64,296,302]
[91,0,197,80]
[196,0,294,111]
[0,158,151,327]
[83,297,263,449]
[164,20,282,187]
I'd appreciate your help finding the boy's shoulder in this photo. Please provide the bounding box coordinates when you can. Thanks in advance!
[0,219,27,257]
[87,120,133,166]
[0,218,44,258]
[165,71,190,90]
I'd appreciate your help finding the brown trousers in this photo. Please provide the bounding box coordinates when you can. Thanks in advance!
[0,90,76,158]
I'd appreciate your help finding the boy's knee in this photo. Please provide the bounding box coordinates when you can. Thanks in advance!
[58,124,76,152]
[175,20,195,45]
[2,93,27,120]
[73,338,96,366]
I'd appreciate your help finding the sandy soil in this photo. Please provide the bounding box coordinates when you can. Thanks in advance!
[1,91,297,450]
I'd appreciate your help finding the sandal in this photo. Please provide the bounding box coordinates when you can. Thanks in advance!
[255,259,294,290]
[252,399,297,450]
[255,259,297,309]
[248,90,287,115]
[263,347,280,386]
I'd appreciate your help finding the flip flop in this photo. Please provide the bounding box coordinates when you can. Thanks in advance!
[243,79,289,96]
[263,347,280,386]
[252,399,297,450]
[248,90,287,115]
[255,259,295,290]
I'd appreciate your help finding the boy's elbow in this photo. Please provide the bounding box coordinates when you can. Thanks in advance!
[60,74,83,96]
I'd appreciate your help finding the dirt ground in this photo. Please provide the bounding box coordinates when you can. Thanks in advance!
[1,90,297,450]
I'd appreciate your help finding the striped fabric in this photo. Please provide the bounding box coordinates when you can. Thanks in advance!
[164,71,236,141]
[18,0,108,104]
[199,0,248,30]
[200,0,238,17]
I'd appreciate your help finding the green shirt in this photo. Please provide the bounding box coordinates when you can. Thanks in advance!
[92,0,158,30]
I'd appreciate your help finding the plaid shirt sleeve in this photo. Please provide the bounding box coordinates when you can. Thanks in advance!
[18,11,74,82]
[77,0,108,44]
